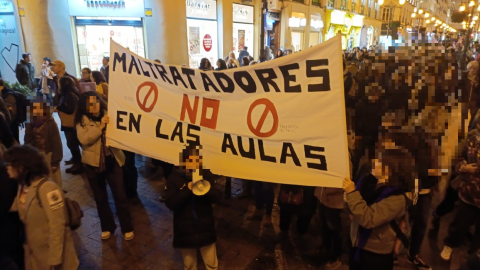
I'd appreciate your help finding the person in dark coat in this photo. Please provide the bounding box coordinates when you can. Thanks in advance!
[165,145,222,270]
[100,57,110,84]
[0,144,24,270]
[15,53,37,91]
[278,184,317,235]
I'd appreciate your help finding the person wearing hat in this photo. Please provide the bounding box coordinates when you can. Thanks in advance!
[40,57,55,103]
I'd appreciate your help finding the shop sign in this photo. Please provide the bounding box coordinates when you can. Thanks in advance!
[330,10,345,25]
[266,12,280,21]
[203,34,212,52]
[186,0,217,20]
[0,1,14,12]
[289,17,306,28]
[0,0,22,84]
[352,15,363,27]
[233,3,253,24]
[68,0,145,17]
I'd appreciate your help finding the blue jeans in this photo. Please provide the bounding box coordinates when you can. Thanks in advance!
[254,181,274,215]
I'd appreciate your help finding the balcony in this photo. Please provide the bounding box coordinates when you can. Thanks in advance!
[328,0,335,8]
[293,0,305,3]
[351,2,356,12]
[361,5,365,14]
[312,0,322,6]
[341,0,347,10]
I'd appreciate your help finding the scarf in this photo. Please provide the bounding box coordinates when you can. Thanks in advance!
[354,174,400,262]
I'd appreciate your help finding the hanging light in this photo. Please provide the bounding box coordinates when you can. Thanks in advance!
[378,0,384,5]
[431,17,436,20]
[418,9,424,14]
[425,12,430,18]
[426,19,431,23]
[411,13,416,18]
[470,0,475,7]
[399,0,405,4]
[460,4,466,11]
[478,5,480,11]
[474,15,479,20]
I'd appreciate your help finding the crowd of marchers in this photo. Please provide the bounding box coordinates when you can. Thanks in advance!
[1,38,480,270]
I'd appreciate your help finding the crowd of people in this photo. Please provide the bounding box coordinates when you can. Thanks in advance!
[1,35,480,270]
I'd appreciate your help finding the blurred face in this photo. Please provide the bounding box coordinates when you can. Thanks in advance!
[32,102,44,117]
[183,154,201,170]
[216,61,220,68]
[50,63,63,74]
[24,55,31,62]
[229,53,235,59]
[102,58,108,66]
[43,60,50,65]
[372,159,389,184]
[90,73,96,83]
[87,96,100,115]
[205,60,211,68]
[82,69,90,80]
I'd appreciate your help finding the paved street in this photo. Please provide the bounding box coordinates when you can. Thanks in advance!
[20,115,469,270]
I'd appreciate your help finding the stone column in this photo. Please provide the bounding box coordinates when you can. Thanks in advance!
[217,0,234,59]
[17,0,77,76]
[144,0,189,65]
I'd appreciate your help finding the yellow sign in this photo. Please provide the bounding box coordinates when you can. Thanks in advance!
[145,8,152,17]
[18,8,25,17]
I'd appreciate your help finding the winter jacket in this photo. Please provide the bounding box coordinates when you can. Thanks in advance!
[100,65,110,84]
[238,50,250,66]
[1,88,17,122]
[53,73,82,96]
[76,115,125,167]
[346,190,406,254]
[11,178,79,270]
[455,128,480,208]
[15,60,36,90]
[24,118,63,167]
[57,91,79,129]
[165,168,222,249]
[0,161,24,266]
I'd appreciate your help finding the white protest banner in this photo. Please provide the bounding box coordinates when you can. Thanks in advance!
[107,36,349,187]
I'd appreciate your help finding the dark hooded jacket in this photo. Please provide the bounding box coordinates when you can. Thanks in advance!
[165,167,222,249]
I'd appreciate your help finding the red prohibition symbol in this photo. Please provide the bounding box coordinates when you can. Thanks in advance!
[136,81,158,113]
[247,98,279,138]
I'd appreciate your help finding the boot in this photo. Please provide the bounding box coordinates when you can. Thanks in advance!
[246,209,263,220]
[64,158,74,165]
[66,163,84,175]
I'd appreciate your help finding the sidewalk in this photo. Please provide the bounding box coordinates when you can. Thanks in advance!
[26,115,468,270]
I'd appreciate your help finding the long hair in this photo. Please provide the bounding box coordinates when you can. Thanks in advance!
[59,76,80,96]
[74,91,108,127]
[91,70,106,85]
[242,57,250,67]
[4,145,50,186]
[199,58,211,70]
[216,59,227,70]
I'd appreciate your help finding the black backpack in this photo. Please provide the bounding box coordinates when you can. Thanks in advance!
[36,179,84,231]
[1,88,28,127]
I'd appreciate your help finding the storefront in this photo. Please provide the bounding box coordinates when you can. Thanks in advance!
[362,17,382,47]
[0,0,22,83]
[348,15,363,49]
[186,0,218,68]
[325,10,347,49]
[232,3,254,55]
[68,0,146,72]
[266,11,281,54]
[288,12,307,52]
[309,14,324,47]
